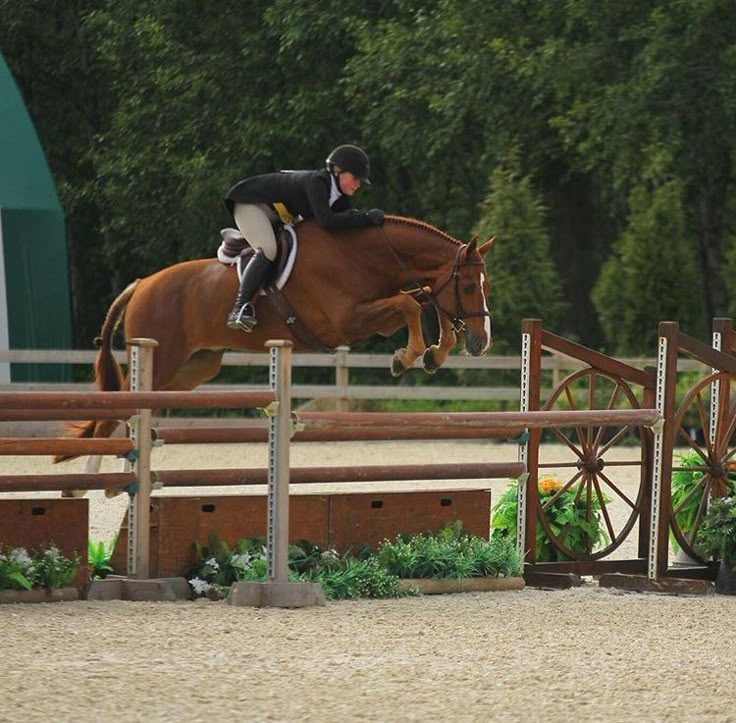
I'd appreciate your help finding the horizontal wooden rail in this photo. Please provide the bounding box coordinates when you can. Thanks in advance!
[0,472,135,492]
[154,462,527,486]
[0,348,710,371]
[154,423,525,443]
[0,438,133,456]
[0,390,275,410]
[0,409,136,421]
[296,409,662,432]
[0,463,526,493]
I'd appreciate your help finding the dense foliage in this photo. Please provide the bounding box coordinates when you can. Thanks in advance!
[2,0,735,355]
[185,527,522,600]
[491,476,609,561]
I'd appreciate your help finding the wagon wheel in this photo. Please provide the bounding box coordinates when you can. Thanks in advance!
[536,368,649,561]
[670,372,736,562]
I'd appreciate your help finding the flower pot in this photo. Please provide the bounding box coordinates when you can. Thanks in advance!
[715,559,736,596]
[0,587,79,604]
[397,576,525,595]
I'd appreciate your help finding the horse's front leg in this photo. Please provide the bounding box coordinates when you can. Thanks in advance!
[423,311,457,374]
[351,294,426,376]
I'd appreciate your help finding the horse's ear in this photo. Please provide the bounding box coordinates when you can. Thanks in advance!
[478,236,496,256]
[466,236,478,253]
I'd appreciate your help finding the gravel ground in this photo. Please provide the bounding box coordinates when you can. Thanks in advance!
[2,588,734,722]
[2,440,735,722]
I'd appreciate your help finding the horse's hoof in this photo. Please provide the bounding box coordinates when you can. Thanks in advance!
[391,356,406,377]
[423,348,440,374]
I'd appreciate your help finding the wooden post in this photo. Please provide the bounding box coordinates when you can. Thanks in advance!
[266,340,292,584]
[126,337,157,579]
[519,319,542,564]
[649,322,678,579]
[335,345,350,412]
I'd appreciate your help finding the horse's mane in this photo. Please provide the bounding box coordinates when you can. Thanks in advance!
[384,215,461,248]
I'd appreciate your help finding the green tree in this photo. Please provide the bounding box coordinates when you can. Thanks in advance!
[593,176,705,354]
[473,152,567,353]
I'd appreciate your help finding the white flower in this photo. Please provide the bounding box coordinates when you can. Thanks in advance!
[230,553,254,570]
[189,577,211,595]
[205,557,220,571]
[9,548,32,566]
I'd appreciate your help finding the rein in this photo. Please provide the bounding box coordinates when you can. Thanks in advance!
[376,225,490,334]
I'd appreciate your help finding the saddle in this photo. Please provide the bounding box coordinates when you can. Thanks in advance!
[217,226,298,289]
[216,225,330,350]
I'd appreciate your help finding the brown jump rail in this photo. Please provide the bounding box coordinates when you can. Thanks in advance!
[153,462,527,487]
[296,409,662,430]
[0,390,276,410]
[0,438,133,456]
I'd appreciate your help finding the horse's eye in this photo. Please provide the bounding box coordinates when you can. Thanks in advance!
[463,283,476,294]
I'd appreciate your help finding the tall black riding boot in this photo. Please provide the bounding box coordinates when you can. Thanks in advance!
[226,249,274,332]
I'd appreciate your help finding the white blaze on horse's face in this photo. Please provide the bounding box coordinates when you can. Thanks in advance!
[480,270,491,353]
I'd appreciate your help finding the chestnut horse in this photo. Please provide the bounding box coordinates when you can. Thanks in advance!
[68,215,494,448]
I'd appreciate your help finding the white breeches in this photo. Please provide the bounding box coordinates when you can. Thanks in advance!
[233,203,278,261]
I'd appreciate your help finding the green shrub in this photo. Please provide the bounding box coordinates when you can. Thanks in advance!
[671,451,736,553]
[492,476,609,561]
[0,544,79,590]
[185,524,520,600]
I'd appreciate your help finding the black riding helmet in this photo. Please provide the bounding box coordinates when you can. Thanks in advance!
[325,144,371,184]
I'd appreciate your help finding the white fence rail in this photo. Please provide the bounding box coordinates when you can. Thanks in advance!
[0,347,708,406]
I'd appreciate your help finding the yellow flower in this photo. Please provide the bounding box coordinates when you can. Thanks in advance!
[538,476,562,495]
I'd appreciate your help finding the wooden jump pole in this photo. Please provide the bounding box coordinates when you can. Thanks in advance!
[0,389,275,410]
[152,461,528,487]
[126,338,157,579]
[154,423,526,443]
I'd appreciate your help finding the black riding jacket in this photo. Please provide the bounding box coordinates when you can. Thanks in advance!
[225,169,375,230]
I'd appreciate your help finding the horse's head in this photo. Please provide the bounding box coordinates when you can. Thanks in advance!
[434,236,495,356]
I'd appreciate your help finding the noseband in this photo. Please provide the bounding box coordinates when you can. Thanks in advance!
[429,244,491,334]
[378,229,491,334]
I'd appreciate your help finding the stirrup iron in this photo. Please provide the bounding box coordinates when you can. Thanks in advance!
[227,303,257,332]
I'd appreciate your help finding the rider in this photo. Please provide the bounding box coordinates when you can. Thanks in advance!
[223,144,385,332]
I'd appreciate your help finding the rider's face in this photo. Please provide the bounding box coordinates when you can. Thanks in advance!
[338,171,361,196]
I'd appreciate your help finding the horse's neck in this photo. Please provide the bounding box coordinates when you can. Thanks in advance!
[382,222,459,283]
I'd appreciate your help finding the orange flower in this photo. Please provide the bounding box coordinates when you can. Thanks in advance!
[538,476,562,495]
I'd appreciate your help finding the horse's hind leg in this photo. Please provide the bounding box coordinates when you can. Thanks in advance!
[160,349,225,391]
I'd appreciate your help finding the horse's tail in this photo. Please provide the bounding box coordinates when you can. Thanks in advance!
[54,279,141,463]
[93,279,140,393]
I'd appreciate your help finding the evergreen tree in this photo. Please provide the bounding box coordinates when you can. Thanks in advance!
[593,177,705,354]
[473,152,567,353]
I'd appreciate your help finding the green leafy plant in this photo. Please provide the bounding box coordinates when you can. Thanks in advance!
[373,522,523,579]
[694,496,736,570]
[671,452,736,553]
[185,533,268,599]
[0,547,33,590]
[185,524,518,600]
[302,558,402,599]
[0,544,79,590]
[491,476,609,561]
[88,538,117,579]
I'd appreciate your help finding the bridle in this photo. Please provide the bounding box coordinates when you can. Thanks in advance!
[378,227,492,335]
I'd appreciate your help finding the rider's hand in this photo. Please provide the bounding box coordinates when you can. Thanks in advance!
[366,208,385,226]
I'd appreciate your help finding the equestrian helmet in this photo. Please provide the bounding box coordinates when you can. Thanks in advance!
[326,144,371,184]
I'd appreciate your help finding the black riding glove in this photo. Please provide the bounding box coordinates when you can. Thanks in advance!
[366,208,385,226]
